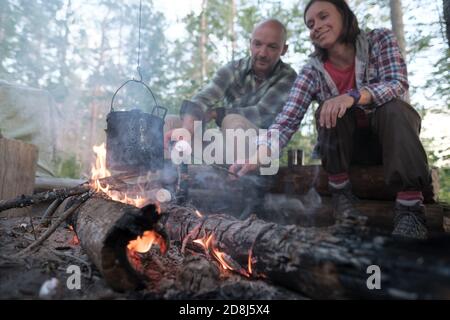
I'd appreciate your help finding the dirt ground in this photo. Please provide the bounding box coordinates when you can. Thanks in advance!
[0,203,305,300]
[0,210,127,300]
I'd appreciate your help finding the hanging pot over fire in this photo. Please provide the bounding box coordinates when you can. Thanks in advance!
[106,79,167,172]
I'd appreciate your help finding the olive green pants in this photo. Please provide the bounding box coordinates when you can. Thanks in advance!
[315,98,431,192]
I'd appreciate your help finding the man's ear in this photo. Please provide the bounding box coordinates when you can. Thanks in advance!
[281,44,288,56]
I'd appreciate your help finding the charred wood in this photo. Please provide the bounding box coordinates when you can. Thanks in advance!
[161,203,450,299]
[71,197,166,292]
[0,173,135,213]
[0,185,90,213]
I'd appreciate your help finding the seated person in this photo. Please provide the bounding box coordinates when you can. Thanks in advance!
[164,18,297,161]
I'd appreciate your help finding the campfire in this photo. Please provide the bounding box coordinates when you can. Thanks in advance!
[1,140,450,300]
[88,143,249,283]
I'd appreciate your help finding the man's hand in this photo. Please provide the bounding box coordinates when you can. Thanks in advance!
[164,114,200,152]
[228,144,271,178]
[164,128,190,150]
[204,109,217,122]
[229,163,259,179]
[319,94,354,129]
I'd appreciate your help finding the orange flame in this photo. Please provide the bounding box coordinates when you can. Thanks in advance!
[193,234,234,271]
[127,230,167,254]
[91,143,111,193]
[68,225,80,246]
[90,144,168,255]
[211,247,234,270]
[193,234,213,250]
[248,249,253,275]
[90,143,148,208]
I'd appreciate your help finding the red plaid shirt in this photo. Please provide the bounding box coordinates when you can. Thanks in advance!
[266,28,409,149]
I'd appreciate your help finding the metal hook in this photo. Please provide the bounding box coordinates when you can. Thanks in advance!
[136,66,143,82]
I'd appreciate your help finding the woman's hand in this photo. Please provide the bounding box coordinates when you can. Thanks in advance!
[319,94,354,128]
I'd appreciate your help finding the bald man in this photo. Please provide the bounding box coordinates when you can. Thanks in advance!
[164,19,297,157]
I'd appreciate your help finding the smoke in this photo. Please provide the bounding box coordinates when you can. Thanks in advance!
[262,188,329,227]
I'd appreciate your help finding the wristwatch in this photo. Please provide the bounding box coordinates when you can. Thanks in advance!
[347,89,361,106]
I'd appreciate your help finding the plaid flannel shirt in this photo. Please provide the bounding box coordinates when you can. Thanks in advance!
[266,28,409,150]
[190,56,297,129]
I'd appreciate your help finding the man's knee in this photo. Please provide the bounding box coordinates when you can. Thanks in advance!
[221,114,257,131]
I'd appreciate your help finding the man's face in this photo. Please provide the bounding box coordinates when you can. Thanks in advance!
[250,23,288,76]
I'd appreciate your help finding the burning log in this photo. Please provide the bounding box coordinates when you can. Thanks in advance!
[68,195,303,297]
[136,252,306,300]
[70,196,168,292]
[160,204,450,299]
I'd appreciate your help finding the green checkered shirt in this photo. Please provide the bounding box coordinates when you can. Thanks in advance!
[191,56,297,129]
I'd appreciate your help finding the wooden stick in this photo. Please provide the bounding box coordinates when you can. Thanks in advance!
[0,171,138,213]
[40,198,64,227]
[28,214,37,241]
[0,185,90,213]
[14,191,93,257]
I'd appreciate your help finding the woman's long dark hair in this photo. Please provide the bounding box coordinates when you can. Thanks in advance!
[304,0,360,60]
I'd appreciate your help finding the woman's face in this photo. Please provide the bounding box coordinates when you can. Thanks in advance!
[305,1,344,50]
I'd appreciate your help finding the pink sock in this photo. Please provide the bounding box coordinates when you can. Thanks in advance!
[396,191,424,206]
[328,173,350,189]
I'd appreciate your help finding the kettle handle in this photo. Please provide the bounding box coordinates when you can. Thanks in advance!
[151,105,167,120]
[110,79,158,112]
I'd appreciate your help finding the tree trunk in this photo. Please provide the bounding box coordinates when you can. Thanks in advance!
[444,0,450,47]
[161,203,450,299]
[390,0,407,57]
[389,0,409,102]
[229,0,237,61]
[200,0,208,82]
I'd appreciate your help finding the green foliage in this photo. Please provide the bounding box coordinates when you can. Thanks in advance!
[425,49,450,109]
[53,154,83,179]
[438,167,450,203]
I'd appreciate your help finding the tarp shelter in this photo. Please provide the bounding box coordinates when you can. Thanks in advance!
[0,80,59,177]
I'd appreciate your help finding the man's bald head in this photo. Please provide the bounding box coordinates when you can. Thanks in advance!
[251,19,288,45]
[250,19,289,78]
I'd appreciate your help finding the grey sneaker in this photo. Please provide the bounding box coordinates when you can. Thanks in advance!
[392,202,428,239]
[329,183,361,219]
